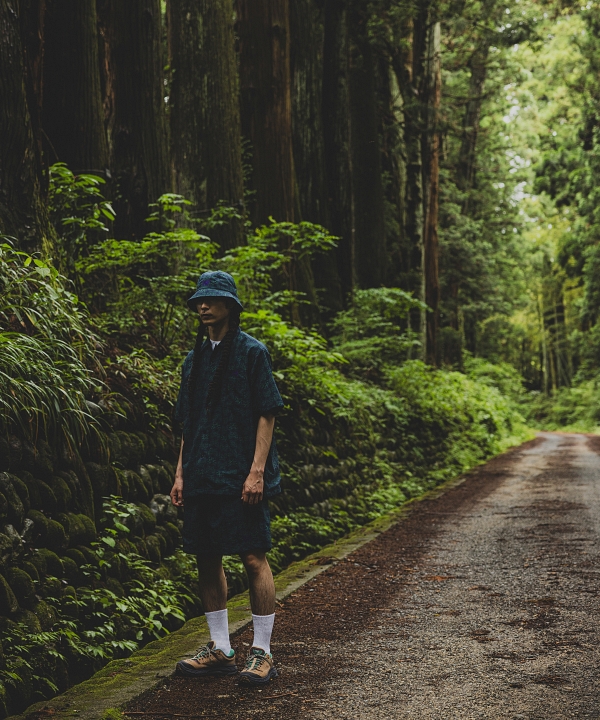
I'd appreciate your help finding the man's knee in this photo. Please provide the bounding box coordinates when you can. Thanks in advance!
[241,551,268,577]
[196,554,224,578]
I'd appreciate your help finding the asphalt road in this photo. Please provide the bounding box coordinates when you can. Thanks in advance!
[127,432,600,719]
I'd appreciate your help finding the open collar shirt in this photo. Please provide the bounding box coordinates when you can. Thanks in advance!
[174,328,284,498]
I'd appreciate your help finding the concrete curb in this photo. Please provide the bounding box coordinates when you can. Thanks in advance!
[11,468,477,720]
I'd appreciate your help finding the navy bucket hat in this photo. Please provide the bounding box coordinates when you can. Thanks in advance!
[187,271,244,312]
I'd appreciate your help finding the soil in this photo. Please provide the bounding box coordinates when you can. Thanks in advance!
[125,432,600,719]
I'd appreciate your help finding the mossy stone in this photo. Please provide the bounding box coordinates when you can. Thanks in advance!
[7,474,30,514]
[127,433,144,468]
[115,468,130,500]
[19,470,41,509]
[41,575,61,597]
[0,473,24,529]
[136,502,156,535]
[107,432,123,465]
[106,576,124,596]
[78,513,97,544]
[0,673,7,718]
[34,439,55,480]
[45,519,68,552]
[125,470,150,503]
[29,550,47,577]
[145,535,162,563]
[32,478,57,514]
[0,534,12,568]
[32,599,56,630]
[61,555,79,582]
[75,544,98,565]
[0,492,7,520]
[0,573,18,614]
[13,608,41,632]
[139,465,158,495]
[7,568,35,607]
[64,547,86,567]
[86,462,120,504]
[61,585,79,618]
[133,538,149,559]
[164,521,182,549]
[0,437,9,473]
[37,548,63,577]
[5,656,33,715]
[22,561,39,583]
[154,525,172,555]
[49,475,72,513]
[26,509,49,545]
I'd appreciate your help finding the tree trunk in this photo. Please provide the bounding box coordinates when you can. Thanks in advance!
[167,0,244,249]
[0,0,52,253]
[421,20,441,365]
[290,0,343,313]
[322,0,355,302]
[98,0,170,240]
[42,0,109,174]
[348,1,386,289]
[236,0,297,226]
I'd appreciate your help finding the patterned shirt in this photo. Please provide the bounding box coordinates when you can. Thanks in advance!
[174,328,284,497]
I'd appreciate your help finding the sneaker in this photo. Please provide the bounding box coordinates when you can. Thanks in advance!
[239,647,278,685]
[176,641,237,677]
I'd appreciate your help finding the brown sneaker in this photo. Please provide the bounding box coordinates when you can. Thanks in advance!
[239,647,278,685]
[176,641,237,677]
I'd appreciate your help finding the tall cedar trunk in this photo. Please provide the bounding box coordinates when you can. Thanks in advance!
[236,0,297,225]
[42,0,109,174]
[98,0,170,240]
[0,0,52,252]
[291,0,343,313]
[457,45,489,211]
[168,0,244,249]
[348,2,386,289]
[422,21,441,365]
[236,0,319,322]
[322,0,355,301]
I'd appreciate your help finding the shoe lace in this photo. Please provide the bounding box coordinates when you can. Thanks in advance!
[191,644,213,661]
[244,651,266,671]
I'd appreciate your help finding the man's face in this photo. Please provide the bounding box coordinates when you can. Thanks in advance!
[197,297,230,326]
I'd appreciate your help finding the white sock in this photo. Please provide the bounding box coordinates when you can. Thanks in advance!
[205,609,232,655]
[252,613,275,654]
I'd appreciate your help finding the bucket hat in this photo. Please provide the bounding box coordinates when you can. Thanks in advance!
[187,271,244,311]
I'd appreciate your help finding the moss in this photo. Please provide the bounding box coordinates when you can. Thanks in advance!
[133,538,149,559]
[127,433,144,467]
[107,433,123,465]
[26,509,49,544]
[56,512,95,546]
[100,708,124,720]
[41,575,62,597]
[0,573,18,614]
[153,527,169,555]
[75,545,98,565]
[136,503,156,535]
[13,608,41,632]
[0,473,24,529]
[32,599,57,630]
[0,437,8,472]
[0,492,7,520]
[164,521,182,549]
[49,475,72,513]
[115,468,130,500]
[29,550,47,577]
[61,585,79,619]
[0,534,12,569]
[146,463,171,495]
[61,555,79,582]
[138,466,157,496]
[7,474,30,514]
[145,535,162,564]
[45,519,68,552]
[0,675,8,719]
[64,547,86,567]
[7,568,35,608]
[85,463,119,505]
[32,478,57,514]
[125,471,150,503]
[78,513,97,544]
[106,577,124,596]
[37,548,63,578]
[21,561,39,584]
[34,439,55,480]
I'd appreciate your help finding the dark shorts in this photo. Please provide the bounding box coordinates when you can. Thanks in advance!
[182,495,272,557]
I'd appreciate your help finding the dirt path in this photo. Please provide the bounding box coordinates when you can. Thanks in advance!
[126,433,600,719]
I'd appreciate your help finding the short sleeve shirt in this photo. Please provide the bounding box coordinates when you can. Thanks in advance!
[174,328,284,498]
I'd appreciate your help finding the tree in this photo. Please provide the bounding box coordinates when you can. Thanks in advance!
[42,0,109,175]
[98,0,170,240]
[168,0,244,249]
[0,0,53,252]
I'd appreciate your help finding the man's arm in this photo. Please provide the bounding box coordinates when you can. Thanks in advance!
[242,414,275,505]
[170,437,184,507]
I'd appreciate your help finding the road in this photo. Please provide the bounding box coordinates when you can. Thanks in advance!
[127,432,600,719]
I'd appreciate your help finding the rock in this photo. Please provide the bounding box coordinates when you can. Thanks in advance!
[0,572,18,614]
[36,548,63,578]
[21,518,34,543]
[85,462,120,503]
[29,549,47,577]
[124,470,150,502]
[26,510,49,545]
[164,521,182,549]
[33,439,55,480]
[13,608,41,632]
[138,465,156,495]
[154,525,173,555]
[5,656,33,715]
[150,494,178,525]
[0,492,7,520]
[64,547,86,567]
[45,519,68,552]
[58,471,84,514]
[2,525,23,557]
[0,437,8,472]
[136,503,156,535]
[7,568,35,608]
[22,561,39,583]
[6,474,30,514]
[106,577,124,596]
[31,478,57,514]
[145,534,162,563]
[0,534,12,567]
[61,585,78,618]
[133,538,149,559]
[0,674,8,718]
[0,473,24,529]
[32,599,56,630]
[49,475,72,513]
[61,556,79,582]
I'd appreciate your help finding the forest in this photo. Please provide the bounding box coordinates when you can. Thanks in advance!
[0,0,599,714]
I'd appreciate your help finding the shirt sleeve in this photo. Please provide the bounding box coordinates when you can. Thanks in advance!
[249,345,284,416]
[174,353,192,424]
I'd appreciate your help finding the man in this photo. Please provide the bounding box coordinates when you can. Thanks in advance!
[170,270,283,685]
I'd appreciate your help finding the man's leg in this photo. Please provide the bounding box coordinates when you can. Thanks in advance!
[197,554,232,655]
[241,551,276,652]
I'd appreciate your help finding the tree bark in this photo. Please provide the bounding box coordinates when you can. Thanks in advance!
[0,0,52,253]
[348,1,386,289]
[236,0,297,226]
[322,0,355,302]
[167,0,244,249]
[291,0,343,313]
[98,0,170,240]
[42,0,109,174]
[422,20,441,365]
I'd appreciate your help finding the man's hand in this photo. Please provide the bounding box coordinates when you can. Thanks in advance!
[170,475,184,507]
[242,469,264,505]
